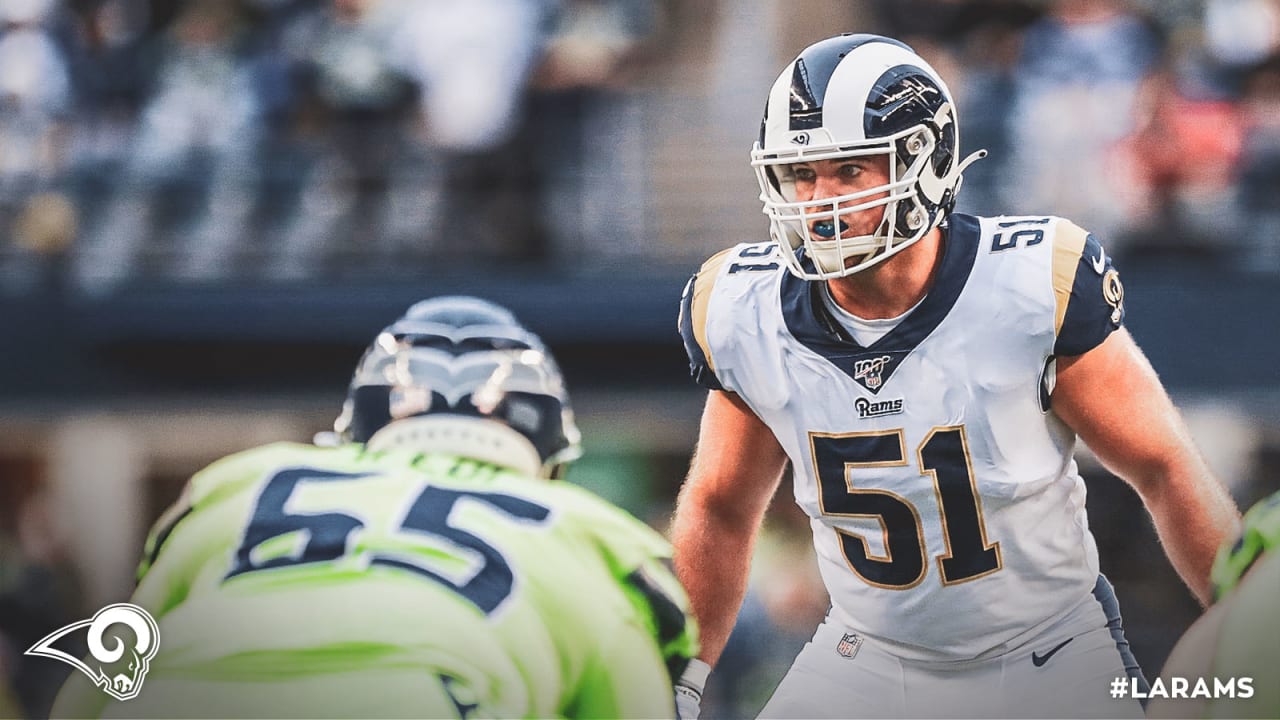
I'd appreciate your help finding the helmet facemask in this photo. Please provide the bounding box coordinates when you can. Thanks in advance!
[752,35,985,280]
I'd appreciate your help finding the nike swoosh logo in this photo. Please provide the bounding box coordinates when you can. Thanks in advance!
[1032,637,1074,667]
[1091,248,1106,274]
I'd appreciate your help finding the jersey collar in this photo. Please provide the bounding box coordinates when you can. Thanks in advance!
[779,213,980,394]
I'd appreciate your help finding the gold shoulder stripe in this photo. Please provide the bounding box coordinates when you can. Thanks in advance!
[1052,220,1089,337]
[692,248,735,373]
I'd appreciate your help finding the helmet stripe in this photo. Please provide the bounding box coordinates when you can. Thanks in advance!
[824,41,947,142]
[786,34,913,132]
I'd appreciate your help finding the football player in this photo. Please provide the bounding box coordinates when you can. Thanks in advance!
[1148,491,1280,719]
[52,296,696,719]
[671,34,1240,719]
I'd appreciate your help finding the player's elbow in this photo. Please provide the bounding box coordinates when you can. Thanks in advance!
[674,482,747,533]
[1085,418,1200,496]
[1112,449,1189,501]
[1112,448,1171,493]
[672,475,769,545]
[1113,444,1226,520]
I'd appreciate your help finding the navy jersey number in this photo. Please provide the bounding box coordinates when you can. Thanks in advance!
[728,243,780,274]
[811,426,1001,589]
[990,217,1049,252]
[227,467,551,614]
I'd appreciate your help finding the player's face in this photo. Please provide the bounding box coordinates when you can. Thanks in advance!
[789,156,891,241]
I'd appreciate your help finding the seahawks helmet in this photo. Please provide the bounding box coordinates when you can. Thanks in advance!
[334,296,582,479]
[752,34,985,280]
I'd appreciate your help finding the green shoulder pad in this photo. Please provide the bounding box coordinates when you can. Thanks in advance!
[1211,491,1280,600]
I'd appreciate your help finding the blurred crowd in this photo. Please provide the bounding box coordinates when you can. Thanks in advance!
[0,0,1278,292]
[0,0,666,291]
[895,0,1280,272]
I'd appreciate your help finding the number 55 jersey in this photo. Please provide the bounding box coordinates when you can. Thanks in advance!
[53,442,696,719]
[679,214,1126,662]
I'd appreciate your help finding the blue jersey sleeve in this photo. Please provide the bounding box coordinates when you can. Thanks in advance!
[1053,228,1125,357]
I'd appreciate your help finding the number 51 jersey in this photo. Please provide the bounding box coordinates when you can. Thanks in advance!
[679,214,1126,661]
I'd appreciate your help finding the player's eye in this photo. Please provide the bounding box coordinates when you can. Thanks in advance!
[792,166,816,182]
[838,163,863,178]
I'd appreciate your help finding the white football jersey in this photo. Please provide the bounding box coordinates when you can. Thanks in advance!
[679,214,1127,661]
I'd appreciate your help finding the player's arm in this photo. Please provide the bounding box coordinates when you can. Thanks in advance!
[1052,328,1240,605]
[670,389,789,666]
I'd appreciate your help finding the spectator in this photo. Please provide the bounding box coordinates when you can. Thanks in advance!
[271,0,419,278]
[947,9,1042,216]
[0,0,71,189]
[528,0,666,260]
[0,0,72,291]
[60,0,157,266]
[76,0,260,285]
[1111,64,1245,264]
[1235,54,1280,271]
[385,0,559,264]
[1004,0,1162,246]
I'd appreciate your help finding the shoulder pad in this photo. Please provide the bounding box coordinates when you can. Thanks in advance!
[1212,491,1280,600]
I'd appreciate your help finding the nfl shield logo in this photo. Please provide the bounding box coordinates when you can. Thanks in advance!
[836,632,863,659]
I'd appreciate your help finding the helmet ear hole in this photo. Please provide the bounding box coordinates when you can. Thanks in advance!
[905,130,929,155]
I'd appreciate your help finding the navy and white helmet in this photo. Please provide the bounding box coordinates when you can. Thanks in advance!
[334,296,583,479]
[752,34,986,280]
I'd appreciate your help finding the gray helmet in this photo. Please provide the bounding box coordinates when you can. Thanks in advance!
[334,296,582,478]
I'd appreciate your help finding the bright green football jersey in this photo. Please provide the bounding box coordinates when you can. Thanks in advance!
[1206,550,1280,718]
[53,442,696,719]
[1210,490,1280,599]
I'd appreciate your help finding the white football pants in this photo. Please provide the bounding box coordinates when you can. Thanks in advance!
[758,582,1146,719]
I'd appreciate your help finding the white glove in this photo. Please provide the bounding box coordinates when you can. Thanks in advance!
[674,658,711,720]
